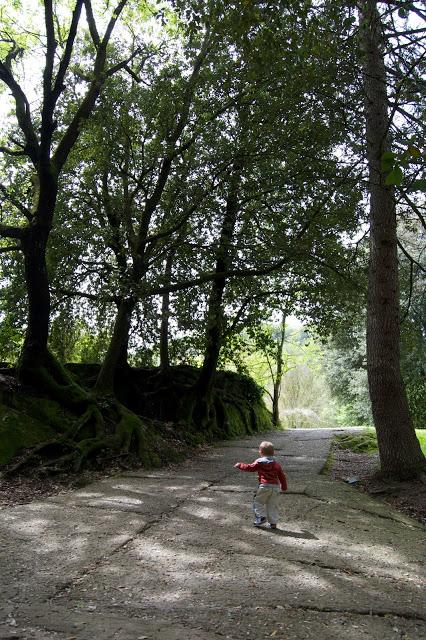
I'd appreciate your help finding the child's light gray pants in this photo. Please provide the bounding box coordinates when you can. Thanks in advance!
[253,485,280,524]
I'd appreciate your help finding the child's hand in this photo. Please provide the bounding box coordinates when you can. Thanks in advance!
[234,463,241,468]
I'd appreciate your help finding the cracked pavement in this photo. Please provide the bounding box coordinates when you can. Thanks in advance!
[1,428,425,639]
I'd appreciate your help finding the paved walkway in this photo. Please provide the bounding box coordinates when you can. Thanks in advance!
[1,429,425,640]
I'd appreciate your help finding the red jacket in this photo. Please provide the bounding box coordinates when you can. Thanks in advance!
[236,457,288,491]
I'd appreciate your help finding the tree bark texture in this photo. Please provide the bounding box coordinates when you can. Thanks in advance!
[95,297,136,393]
[17,165,58,373]
[18,226,51,371]
[160,252,174,370]
[360,0,425,477]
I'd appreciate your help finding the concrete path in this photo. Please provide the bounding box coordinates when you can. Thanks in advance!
[1,428,425,640]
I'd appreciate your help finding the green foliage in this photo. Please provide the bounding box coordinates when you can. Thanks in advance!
[218,369,264,404]
[0,314,22,363]
[225,320,348,429]
[322,326,372,426]
[385,166,403,187]
[0,0,424,480]
[380,146,424,187]
[49,309,82,363]
[406,381,426,430]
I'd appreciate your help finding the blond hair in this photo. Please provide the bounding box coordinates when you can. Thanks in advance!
[259,441,274,456]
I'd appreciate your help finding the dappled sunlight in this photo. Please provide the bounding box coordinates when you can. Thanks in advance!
[59,511,425,626]
[2,431,425,639]
[0,500,148,603]
[102,496,145,506]
[149,491,425,585]
[72,491,103,498]
[110,481,196,494]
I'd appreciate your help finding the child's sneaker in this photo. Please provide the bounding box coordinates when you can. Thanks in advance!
[254,516,267,527]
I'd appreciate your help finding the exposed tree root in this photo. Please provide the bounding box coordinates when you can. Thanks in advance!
[2,401,160,478]
[18,350,90,407]
[2,361,272,478]
[3,353,162,477]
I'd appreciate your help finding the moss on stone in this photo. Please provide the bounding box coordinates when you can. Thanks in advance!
[11,395,72,432]
[0,403,57,465]
[0,363,273,471]
[221,402,246,438]
[251,403,273,433]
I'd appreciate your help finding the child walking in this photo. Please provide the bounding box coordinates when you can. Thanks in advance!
[234,441,288,529]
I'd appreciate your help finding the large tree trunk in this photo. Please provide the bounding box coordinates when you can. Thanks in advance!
[95,297,136,393]
[18,226,51,374]
[196,160,243,399]
[17,166,58,379]
[160,252,175,370]
[360,0,425,478]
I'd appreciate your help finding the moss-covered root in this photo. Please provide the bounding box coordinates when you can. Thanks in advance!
[63,401,164,472]
[116,405,161,467]
[66,403,105,441]
[18,350,90,408]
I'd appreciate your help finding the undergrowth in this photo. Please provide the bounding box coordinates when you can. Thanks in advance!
[335,428,426,456]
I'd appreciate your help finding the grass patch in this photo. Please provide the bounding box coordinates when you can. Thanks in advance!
[335,428,426,456]
[417,429,426,455]
[321,446,335,475]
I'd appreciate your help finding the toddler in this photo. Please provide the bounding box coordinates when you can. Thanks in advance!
[234,441,287,529]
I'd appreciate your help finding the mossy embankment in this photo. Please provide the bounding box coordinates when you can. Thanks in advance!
[0,365,272,471]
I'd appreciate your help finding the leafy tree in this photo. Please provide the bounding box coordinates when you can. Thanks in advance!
[0,0,131,389]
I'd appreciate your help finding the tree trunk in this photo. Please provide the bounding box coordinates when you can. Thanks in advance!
[271,313,286,427]
[18,226,51,374]
[272,380,280,427]
[360,0,425,478]
[196,160,243,399]
[160,252,174,370]
[17,164,58,379]
[95,297,136,393]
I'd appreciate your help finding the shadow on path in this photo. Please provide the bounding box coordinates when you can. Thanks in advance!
[0,428,425,640]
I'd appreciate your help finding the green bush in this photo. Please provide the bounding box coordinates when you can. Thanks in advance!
[406,380,426,430]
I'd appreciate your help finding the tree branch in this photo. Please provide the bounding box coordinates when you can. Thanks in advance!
[0,184,32,220]
[53,287,117,304]
[83,0,100,47]
[0,244,21,253]
[397,240,426,273]
[398,191,426,230]
[53,0,85,99]
[53,0,128,171]
[105,48,142,78]
[0,223,24,239]
[0,61,39,163]
[0,146,26,157]
[43,0,56,102]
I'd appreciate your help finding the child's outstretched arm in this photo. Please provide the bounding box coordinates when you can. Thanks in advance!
[234,462,259,471]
